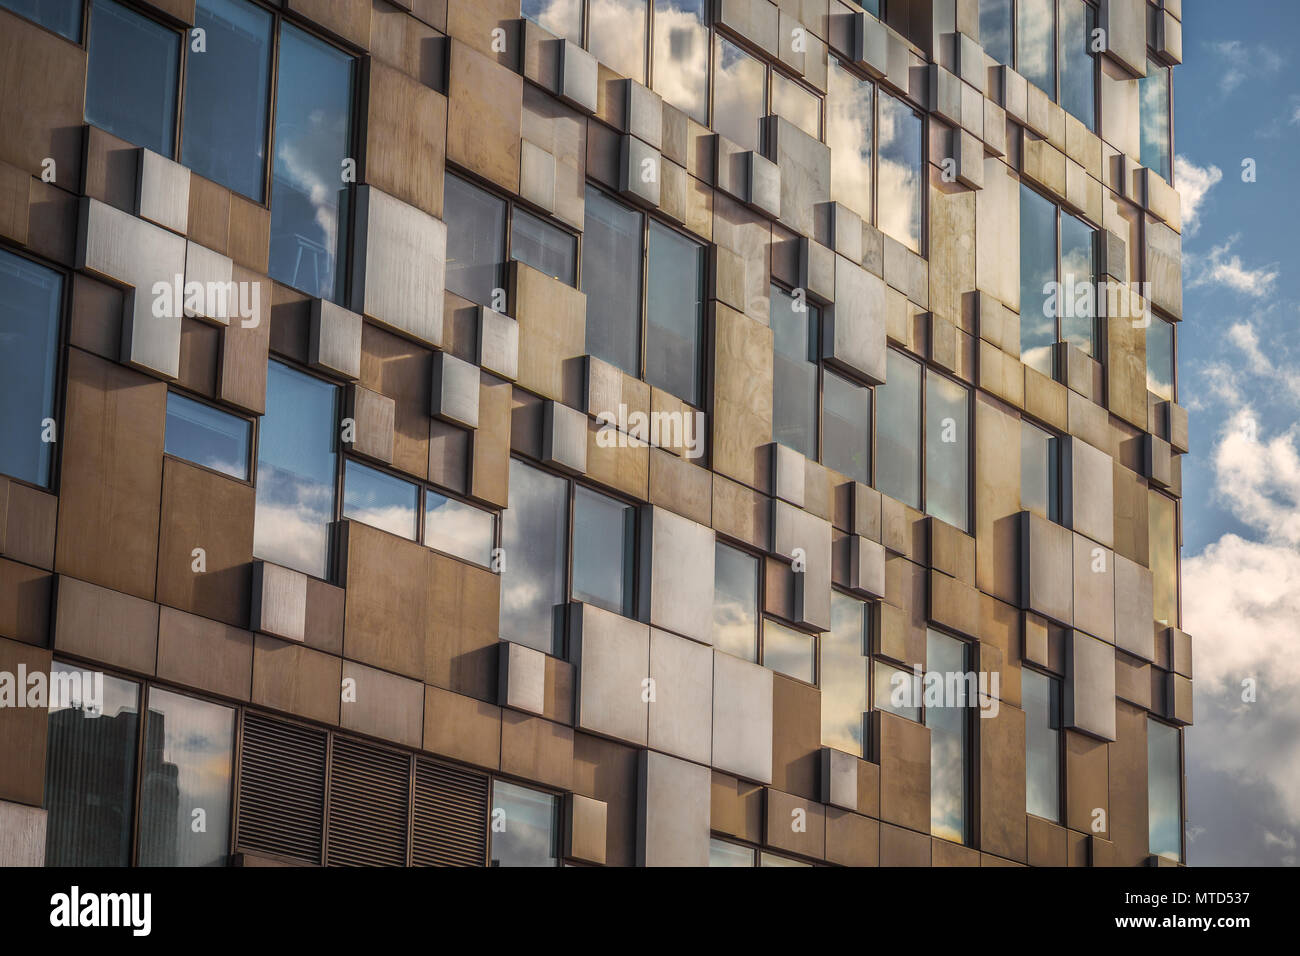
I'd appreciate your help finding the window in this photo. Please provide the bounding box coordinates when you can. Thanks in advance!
[876,349,922,510]
[980,0,1012,65]
[925,372,970,531]
[490,780,559,867]
[181,0,274,201]
[1017,0,1055,98]
[713,541,759,662]
[822,594,871,758]
[582,187,706,405]
[511,208,578,286]
[0,249,62,487]
[587,0,648,84]
[712,35,766,153]
[652,0,709,125]
[1149,490,1178,627]
[523,0,583,42]
[1023,669,1062,822]
[1139,54,1172,181]
[763,618,816,684]
[1146,315,1175,401]
[1147,718,1182,861]
[771,285,819,461]
[164,391,252,481]
[1020,419,1062,523]
[268,23,355,303]
[342,459,418,540]
[826,56,874,226]
[926,629,971,844]
[1019,184,1097,375]
[823,369,873,486]
[877,90,924,253]
[572,486,637,617]
[85,0,181,157]
[425,491,496,567]
[253,361,339,579]
[761,851,812,867]
[1057,0,1096,129]
[709,838,756,866]
[771,71,820,140]
[982,0,1098,129]
[874,660,921,723]
[500,460,569,654]
[1,0,81,40]
[445,174,507,305]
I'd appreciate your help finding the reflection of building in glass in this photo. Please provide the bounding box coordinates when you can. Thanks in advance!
[44,707,140,867]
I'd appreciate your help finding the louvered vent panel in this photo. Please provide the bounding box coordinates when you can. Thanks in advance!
[236,713,327,864]
[412,759,489,867]
[326,737,410,867]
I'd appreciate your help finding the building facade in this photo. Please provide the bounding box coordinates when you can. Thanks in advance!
[0,0,1189,868]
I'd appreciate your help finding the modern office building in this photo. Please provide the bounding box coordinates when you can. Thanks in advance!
[0,0,1189,868]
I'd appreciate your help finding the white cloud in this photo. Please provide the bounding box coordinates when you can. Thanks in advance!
[1173,155,1221,235]
[1187,235,1279,298]
[1210,40,1284,96]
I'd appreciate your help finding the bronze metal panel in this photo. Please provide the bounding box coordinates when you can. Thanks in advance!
[447,41,523,193]
[446,0,518,63]
[217,268,272,414]
[1064,729,1108,837]
[0,637,53,806]
[573,732,639,867]
[366,61,447,218]
[0,557,51,647]
[342,521,428,679]
[359,323,434,480]
[422,684,502,770]
[933,838,980,866]
[979,703,1028,861]
[1108,701,1149,866]
[873,710,931,832]
[426,551,500,700]
[340,660,425,748]
[649,448,711,526]
[304,577,345,656]
[1,481,56,571]
[585,419,649,499]
[500,711,574,791]
[53,574,159,676]
[771,673,822,800]
[710,771,765,843]
[0,12,85,186]
[711,475,769,550]
[711,303,774,490]
[187,173,230,255]
[470,374,512,508]
[0,160,29,245]
[879,822,931,866]
[765,788,826,860]
[251,633,341,725]
[178,317,220,398]
[1027,815,1068,866]
[69,274,125,361]
[81,126,138,215]
[825,808,879,866]
[227,194,269,274]
[155,605,253,701]
[26,179,79,267]
[286,0,371,47]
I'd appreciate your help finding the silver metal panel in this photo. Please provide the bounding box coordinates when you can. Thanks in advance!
[798,236,835,303]
[308,298,363,381]
[927,64,962,126]
[344,384,396,465]
[431,351,481,430]
[849,534,887,599]
[1064,630,1117,741]
[638,505,716,644]
[542,400,588,475]
[769,441,806,507]
[636,750,710,867]
[821,747,858,810]
[499,640,546,716]
[1019,510,1074,625]
[618,134,661,208]
[998,65,1027,124]
[1071,534,1115,643]
[1099,0,1148,77]
[339,660,424,748]
[477,306,520,381]
[556,39,598,114]
[250,560,307,643]
[1144,216,1182,318]
[570,602,650,746]
[1144,434,1173,489]
[772,499,833,630]
[747,149,782,220]
[852,11,888,77]
[1113,552,1155,661]
[823,256,887,385]
[1064,437,1115,548]
[183,240,234,326]
[711,650,773,784]
[624,79,663,149]
[648,628,713,765]
[136,148,190,233]
[351,185,446,348]
[0,801,47,867]
[1095,229,1127,281]
[955,32,985,93]
[519,139,556,214]
[955,128,984,189]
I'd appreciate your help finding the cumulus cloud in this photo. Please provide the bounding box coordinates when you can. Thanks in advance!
[1174,155,1222,235]
[1209,40,1284,96]
[1187,236,1280,298]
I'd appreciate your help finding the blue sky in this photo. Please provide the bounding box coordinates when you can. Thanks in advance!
[1173,0,1300,866]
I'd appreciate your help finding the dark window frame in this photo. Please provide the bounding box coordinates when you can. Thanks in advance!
[162,386,258,486]
[1022,664,1065,824]
[922,626,975,846]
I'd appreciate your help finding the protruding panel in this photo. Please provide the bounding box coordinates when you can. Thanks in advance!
[1065,630,1117,741]
[308,299,363,380]
[251,561,308,643]
[477,306,520,381]
[136,148,190,234]
[1072,536,1115,643]
[712,651,774,784]
[344,384,397,465]
[1113,553,1155,661]
[566,793,608,865]
[636,750,710,867]
[570,602,650,747]
[542,400,588,474]
[821,747,859,810]
[1019,510,1073,625]
[431,351,480,429]
[823,256,887,385]
[765,788,825,860]
[499,640,546,716]
[0,801,47,866]
[648,628,713,765]
[638,505,715,644]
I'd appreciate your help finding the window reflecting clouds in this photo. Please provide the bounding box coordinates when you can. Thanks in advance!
[713,36,765,153]
[491,781,559,866]
[822,369,872,486]
[1017,0,1055,96]
[646,221,705,406]
[1058,0,1096,129]
[874,660,921,723]
[877,91,923,252]
[582,187,643,377]
[1150,491,1178,627]
[500,460,569,654]
[823,594,870,757]
[164,392,252,481]
[522,0,583,42]
[925,373,970,531]
[1140,56,1172,180]
[1023,669,1061,822]
[763,619,816,683]
[1148,718,1182,861]
[425,491,496,567]
[511,208,577,287]
[1059,210,1096,357]
[1019,184,1058,375]
[343,459,418,540]
[445,174,507,307]
[572,486,636,617]
[1147,316,1175,401]
[588,0,648,84]
[980,0,1012,66]
[86,0,180,157]
[713,542,759,662]
[927,630,969,844]
[826,57,873,225]
[771,286,819,461]
[772,72,820,140]
[652,0,709,124]
[1020,420,1060,523]
[876,350,922,510]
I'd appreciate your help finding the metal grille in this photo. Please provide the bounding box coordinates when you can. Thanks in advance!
[325,737,410,867]
[236,714,327,864]
[412,758,489,867]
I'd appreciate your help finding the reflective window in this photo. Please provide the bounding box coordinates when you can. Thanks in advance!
[877,91,923,253]
[1149,491,1178,627]
[181,0,273,200]
[1016,0,1055,96]
[342,459,418,540]
[763,619,816,684]
[511,208,577,287]
[771,286,819,461]
[1058,0,1096,129]
[826,57,873,225]
[713,542,759,662]
[1139,56,1171,181]
[709,838,756,866]
[268,24,354,303]
[645,221,705,406]
[1059,209,1097,357]
[86,0,180,157]
[761,852,812,867]
[1019,184,1058,375]
[138,689,235,867]
[713,35,765,153]
[1,0,81,40]
[44,667,140,866]
[425,491,496,567]
[1147,718,1182,861]
[0,249,62,487]
[1146,315,1175,401]
[925,373,970,531]
[652,0,709,125]
[874,660,921,723]
[445,174,507,307]
[852,0,882,16]
[588,0,648,84]
[926,630,970,844]
[979,0,1012,66]
[582,187,643,377]
[1020,420,1061,523]
[500,460,569,654]
[522,0,583,42]
[1023,669,1061,822]
[822,594,870,758]
[876,349,922,510]
[572,486,636,617]
[164,392,252,481]
[253,361,339,579]
[822,370,872,485]
[490,780,559,867]
[771,72,820,140]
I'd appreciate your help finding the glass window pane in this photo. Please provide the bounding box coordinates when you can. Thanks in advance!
[1016,0,1055,96]
[877,91,923,253]
[927,629,969,844]
[268,24,354,303]
[1058,0,1096,130]
[510,208,577,286]
[0,249,62,486]
[925,373,969,530]
[652,0,709,125]
[1139,57,1171,181]
[1148,718,1182,861]
[500,460,569,654]
[445,174,508,306]
[1,0,81,40]
[645,221,705,404]
[772,72,820,140]
[876,349,922,509]
[522,0,582,42]
[763,619,816,683]
[86,0,179,156]
[342,459,418,540]
[760,852,812,867]
[425,491,496,566]
[713,542,759,662]
[253,361,338,578]
[1023,670,1061,822]
[138,688,235,866]
[874,660,921,723]
[709,838,755,866]
[713,36,766,153]
[44,666,140,866]
[822,594,870,757]
[582,188,643,377]
[822,369,872,485]
[165,392,252,480]
[587,0,648,84]
[491,781,559,867]
[770,286,819,460]
[1149,491,1178,627]
[1019,185,1058,375]
[1020,420,1061,522]
[1059,211,1096,357]
[1146,316,1175,401]
[826,57,873,225]
[979,0,1012,66]
[572,486,636,617]
[181,0,273,200]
